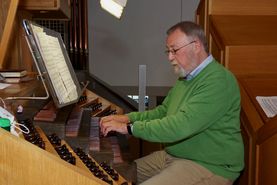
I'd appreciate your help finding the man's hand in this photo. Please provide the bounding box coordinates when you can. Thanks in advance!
[99,119,128,136]
[100,115,130,125]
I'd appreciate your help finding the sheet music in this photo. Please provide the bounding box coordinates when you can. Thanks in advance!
[31,24,43,33]
[34,31,78,104]
[256,96,277,118]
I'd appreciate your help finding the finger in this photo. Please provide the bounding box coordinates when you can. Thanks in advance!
[99,117,106,124]
[101,121,114,135]
[100,117,110,127]
[104,126,113,137]
[99,119,104,128]
[100,121,107,134]
[100,115,113,124]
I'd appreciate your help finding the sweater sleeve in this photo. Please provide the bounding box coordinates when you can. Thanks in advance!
[127,85,176,122]
[132,72,240,143]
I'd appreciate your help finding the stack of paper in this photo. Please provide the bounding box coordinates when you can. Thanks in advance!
[0,69,27,78]
[256,96,277,118]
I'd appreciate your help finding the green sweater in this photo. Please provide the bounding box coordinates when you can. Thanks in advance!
[127,61,244,180]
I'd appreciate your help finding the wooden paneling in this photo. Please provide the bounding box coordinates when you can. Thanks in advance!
[195,0,210,46]
[195,0,277,46]
[0,0,70,70]
[257,134,277,185]
[0,0,11,40]
[209,32,224,64]
[195,0,207,34]
[17,10,34,71]
[208,0,277,15]
[239,83,262,185]
[19,0,57,9]
[238,75,277,185]
[0,0,19,69]
[226,45,277,76]
[239,115,253,185]
[209,15,277,46]
[18,0,70,19]
[0,129,107,185]
[208,15,277,75]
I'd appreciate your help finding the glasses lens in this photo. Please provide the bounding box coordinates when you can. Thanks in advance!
[165,50,175,56]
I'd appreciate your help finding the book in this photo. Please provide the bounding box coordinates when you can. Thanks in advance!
[3,76,34,84]
[0,69,27,78]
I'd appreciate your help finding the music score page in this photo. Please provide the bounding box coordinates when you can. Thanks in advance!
[32,25,78,104]
[256,96,277,118]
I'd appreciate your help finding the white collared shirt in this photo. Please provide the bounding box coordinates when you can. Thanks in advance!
[186,55,214,81]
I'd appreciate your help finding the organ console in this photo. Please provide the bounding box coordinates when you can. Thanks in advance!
[0,60,133,185]
[0,1,135,185]
[0,56,133,183]
[10,1,277,184]
[0,116,131,185]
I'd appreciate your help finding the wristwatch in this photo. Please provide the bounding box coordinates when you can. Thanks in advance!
[127,123,133,135]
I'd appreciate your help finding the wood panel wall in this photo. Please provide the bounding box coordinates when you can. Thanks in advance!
[208,0,277,15]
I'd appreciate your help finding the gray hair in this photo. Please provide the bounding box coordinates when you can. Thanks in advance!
[167,21,209,53]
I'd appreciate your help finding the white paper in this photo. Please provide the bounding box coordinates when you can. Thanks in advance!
[256,96,277,118]
[0,83,11,89]
[0,106,15,123]
[34,31,78,104]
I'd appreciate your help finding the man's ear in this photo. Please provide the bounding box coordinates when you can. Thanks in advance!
[193,40,202,54]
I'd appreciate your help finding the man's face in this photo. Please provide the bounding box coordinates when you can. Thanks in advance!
[166,29,198,77]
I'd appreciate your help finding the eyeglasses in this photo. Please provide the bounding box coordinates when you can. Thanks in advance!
[165,41,196,56]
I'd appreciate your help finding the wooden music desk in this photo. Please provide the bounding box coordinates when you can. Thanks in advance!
[0,80,41,98]
[0,80,48,115]
[238,74,277,185]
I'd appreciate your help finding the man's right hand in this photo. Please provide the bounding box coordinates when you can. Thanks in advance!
[100,114,130,125]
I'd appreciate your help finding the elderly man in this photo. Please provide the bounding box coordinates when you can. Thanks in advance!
[100,21,244,185]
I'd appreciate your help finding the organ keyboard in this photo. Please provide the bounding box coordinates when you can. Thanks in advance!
[1,117,131,185]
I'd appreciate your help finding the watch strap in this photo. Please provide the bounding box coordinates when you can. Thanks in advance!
[127,123,132,135]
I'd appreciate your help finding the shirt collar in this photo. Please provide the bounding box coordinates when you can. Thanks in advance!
[185,55,214,81]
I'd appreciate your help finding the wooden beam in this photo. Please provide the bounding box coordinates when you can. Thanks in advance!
[0,0,19,69]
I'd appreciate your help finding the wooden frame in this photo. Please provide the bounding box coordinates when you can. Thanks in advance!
[0,128,107,185]
[238,75,277,185]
